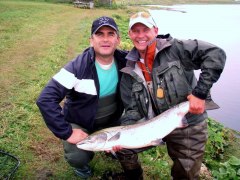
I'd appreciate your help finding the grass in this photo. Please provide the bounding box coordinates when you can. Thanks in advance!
[0,1,134,179]
[0,0,239,179]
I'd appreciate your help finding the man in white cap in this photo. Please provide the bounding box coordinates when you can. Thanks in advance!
[119,11,226,179]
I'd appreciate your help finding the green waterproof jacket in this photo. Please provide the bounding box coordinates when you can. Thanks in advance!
[120,34,226,125]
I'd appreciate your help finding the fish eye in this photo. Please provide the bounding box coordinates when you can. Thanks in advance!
[86,136,95,143]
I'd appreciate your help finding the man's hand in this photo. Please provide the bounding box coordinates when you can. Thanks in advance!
[111,145,122,152]
[105,145,122,153]
[66,129,88,144]
[187,94,205,114]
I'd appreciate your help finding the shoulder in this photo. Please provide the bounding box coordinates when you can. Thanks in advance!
[114,49,128,59]
[114,49,128,68]
[64,47,94,74]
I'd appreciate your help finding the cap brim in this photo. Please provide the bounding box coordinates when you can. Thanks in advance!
[92,24,118,35]
[129,18,154,30]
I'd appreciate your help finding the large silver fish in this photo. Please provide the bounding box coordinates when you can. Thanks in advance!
[77,101,191,151]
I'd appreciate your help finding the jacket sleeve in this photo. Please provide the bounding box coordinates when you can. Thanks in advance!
[176,39,226,99]
[120,73,143,125]
[36,78,73,140]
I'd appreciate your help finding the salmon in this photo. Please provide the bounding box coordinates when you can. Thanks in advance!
[77,101,190,151]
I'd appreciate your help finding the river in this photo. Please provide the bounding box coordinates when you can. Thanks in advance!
[149,4,240,131]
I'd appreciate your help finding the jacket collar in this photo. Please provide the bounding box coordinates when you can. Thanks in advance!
[125,35,173,63]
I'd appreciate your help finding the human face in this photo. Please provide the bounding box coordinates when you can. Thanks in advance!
[128,23,158,57]
[90,26,120,63]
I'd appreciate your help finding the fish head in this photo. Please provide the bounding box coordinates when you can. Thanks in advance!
[76,132,108,151]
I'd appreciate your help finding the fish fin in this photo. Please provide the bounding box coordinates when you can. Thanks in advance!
[108,132,121,142]
[150,139,164,146]
[205,99,220,110]
[205,92,220,110]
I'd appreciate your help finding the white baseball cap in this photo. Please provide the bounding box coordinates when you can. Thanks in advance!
[129,11,157,30]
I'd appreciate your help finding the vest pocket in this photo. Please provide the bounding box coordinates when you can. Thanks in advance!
[153,61,192,112]
[132,82,149,118]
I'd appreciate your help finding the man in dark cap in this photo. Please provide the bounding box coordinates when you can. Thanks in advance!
[36,16,128,178]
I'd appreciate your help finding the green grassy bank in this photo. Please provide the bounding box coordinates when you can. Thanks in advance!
[0,1,239,179]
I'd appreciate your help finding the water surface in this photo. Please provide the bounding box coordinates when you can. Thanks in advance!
[149,5,240,131]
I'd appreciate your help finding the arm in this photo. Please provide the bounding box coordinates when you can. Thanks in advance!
[36,56,87,141]
[36,77,89,143]
[178,39,226,99]
[36,78,73,140]
[177,39,226,113]
[120,73,143,125]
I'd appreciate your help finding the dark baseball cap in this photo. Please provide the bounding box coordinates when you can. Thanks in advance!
[91,16,119,35]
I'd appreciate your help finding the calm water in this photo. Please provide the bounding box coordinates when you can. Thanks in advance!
[149,5,240,131]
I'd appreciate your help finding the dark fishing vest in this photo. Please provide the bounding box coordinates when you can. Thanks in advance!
[122,50,208,125]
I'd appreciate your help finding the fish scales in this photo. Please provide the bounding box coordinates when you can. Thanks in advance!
[77,101,190,151]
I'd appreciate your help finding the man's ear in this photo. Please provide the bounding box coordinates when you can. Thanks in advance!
[117,36,121,45]
[89,37,93,47]
[128,30,132,38]
[154,27,159,36]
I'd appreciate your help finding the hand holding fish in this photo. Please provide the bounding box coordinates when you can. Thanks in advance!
[67,129,88,144]
[187,94,205,114]
[105,145,122,153]
[111,145,122,152]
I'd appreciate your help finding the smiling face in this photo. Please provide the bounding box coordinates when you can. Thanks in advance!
[90,26,120,64]
[128,23,158,58]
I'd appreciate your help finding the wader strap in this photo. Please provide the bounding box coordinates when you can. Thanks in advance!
[94,93,117,128]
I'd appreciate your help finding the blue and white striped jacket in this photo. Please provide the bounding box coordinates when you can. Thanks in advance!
[36,47,127,140]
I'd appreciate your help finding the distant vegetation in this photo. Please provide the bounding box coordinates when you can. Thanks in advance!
[6,0,239,5]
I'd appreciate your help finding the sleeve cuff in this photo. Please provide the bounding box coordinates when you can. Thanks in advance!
[192,90,208,100]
